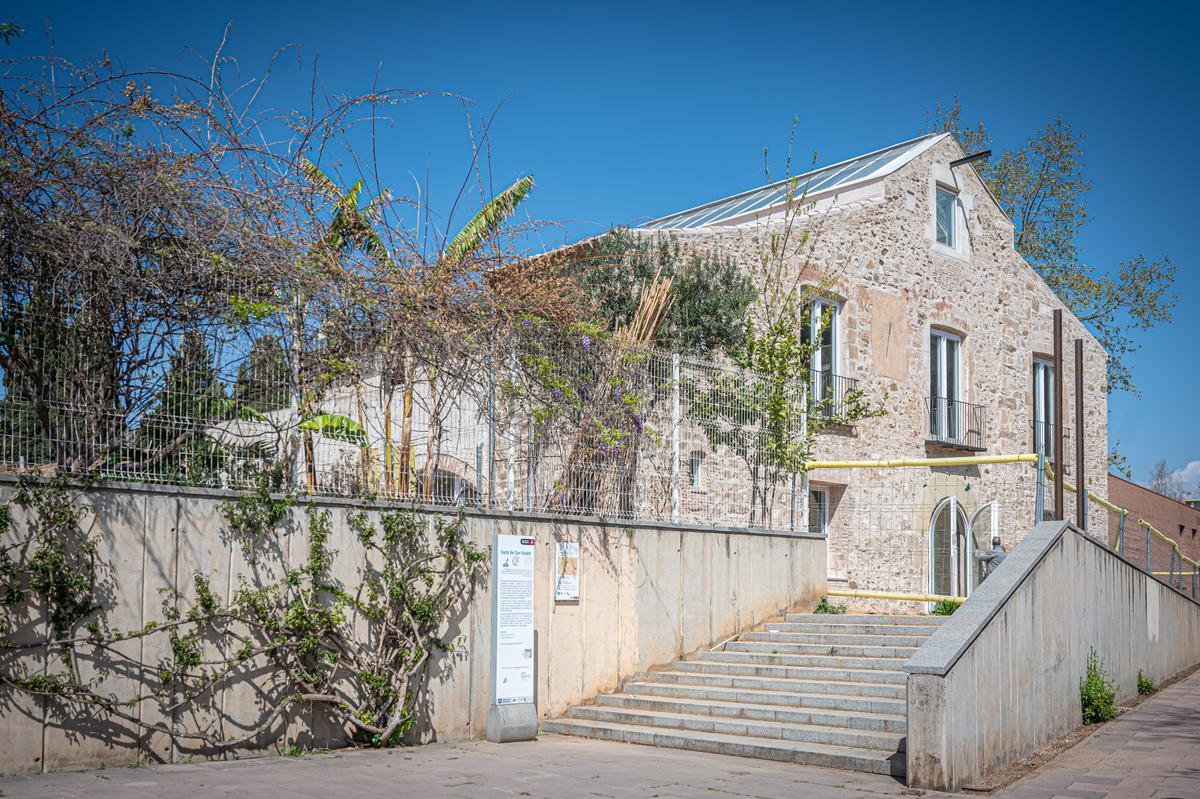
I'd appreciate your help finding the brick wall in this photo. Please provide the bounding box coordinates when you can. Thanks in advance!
[1108,474,1200,575]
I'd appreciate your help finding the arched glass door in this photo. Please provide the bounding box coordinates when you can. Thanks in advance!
[930,498,972,598]
[970,502,999,587]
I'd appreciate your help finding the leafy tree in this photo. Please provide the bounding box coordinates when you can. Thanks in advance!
[138,332,229,482]
[0,290,78,468]
[233,336,291,413]
[572,229,757,357]
[1147,458,1185,501]
[928,100,1177,395]
[1107,441,1132,480]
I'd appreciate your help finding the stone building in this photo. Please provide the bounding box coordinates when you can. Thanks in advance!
[633,132,1109,602]
[248,132,1110,607]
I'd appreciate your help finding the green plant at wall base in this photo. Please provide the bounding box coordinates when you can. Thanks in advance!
[931,599,959,616]
[814,596,846,614]
[1137,669,1158,696]
[0,478,487,751]
[1080,648,1117,724]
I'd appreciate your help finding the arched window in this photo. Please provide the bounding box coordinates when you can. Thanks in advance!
[929,497,971,598]
[970,502,999,588]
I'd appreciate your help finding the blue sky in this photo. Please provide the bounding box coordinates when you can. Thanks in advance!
[7,0,1198,491]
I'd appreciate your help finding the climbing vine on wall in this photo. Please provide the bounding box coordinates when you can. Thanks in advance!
[0,478,487,751]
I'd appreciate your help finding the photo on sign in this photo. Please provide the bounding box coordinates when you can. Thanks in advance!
[555,540,580,602]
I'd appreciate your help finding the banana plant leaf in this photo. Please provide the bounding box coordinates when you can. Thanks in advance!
[299,413,368,446]
[442,174,534,267]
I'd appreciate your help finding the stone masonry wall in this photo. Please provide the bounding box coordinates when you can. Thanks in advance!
[644,136,1109,604]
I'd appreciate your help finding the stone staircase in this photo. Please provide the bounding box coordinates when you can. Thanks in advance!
[542,613,947,777]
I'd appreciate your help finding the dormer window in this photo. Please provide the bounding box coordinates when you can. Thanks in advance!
[935,186,957,247]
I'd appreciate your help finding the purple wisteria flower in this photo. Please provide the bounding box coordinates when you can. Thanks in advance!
[581,334,591,353]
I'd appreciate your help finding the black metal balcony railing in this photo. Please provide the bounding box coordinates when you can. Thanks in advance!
[926,396,986,450]
[808,369,860,421]
[1032,418,1064,466]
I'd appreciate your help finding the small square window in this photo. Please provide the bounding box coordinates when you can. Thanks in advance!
[936,187,957,247]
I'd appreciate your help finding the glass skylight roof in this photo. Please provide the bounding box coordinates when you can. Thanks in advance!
[638,133,942,231]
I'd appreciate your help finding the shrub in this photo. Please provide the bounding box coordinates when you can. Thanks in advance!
[814,596,846,614]
[1080,648,1117,724]
[1137,669,1158,696]
[931,599,959,616]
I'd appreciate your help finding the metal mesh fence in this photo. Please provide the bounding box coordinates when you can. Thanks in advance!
[0,332,819,531]
[808,463,1039,601]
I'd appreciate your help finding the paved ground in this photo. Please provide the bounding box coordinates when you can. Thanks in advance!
[999,669,1200,799]
[4,670,1200,799]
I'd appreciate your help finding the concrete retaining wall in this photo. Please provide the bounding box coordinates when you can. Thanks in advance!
[905,520,1200,791]
[0,479,825,774]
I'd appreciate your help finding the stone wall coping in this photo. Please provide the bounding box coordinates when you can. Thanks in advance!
[0,473,821,541]
[904,520,1200,677]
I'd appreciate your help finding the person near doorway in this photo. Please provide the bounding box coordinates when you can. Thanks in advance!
[974,536,1006,582]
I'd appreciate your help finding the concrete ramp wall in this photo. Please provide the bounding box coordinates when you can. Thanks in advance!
[905,520,1200,791]
[0,479,825,774]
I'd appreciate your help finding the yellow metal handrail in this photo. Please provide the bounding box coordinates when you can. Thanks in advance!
[808,453,1038,470]
[813,454,1198,610]
[827,587,966,605]
[1042,462,1199,570]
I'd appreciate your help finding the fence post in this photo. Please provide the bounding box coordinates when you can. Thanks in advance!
[1117,511,1126,557]
[486,356,496,508]
[526,413,534,512]
[799,472,810,535]
[475,443,484,508]
[506,351,516,511]
[1074,338,1086,532]
[789,471,797,532]
[671,354,680,524]
[1052,309,1065,521]
[950,495,959,597]
[1146,523,1152,574]
[1168,548,1176,588]
[1034,453,1045,524]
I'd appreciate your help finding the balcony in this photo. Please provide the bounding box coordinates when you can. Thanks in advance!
[926,396,986,451]
[1032,418,1066,469]
[809,369,861,423]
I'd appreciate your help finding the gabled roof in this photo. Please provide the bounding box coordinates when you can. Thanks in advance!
[638,132,948,231]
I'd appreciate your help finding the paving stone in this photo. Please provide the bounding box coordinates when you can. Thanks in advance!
[4,667,1200,799]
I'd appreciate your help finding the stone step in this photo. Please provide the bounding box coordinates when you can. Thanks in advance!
[621,679,907,715]
[724,640,919,658]
[540,718,905,776]
[647,669,907,699]
[696,650,908,671]
[672,658,908,685]
[596,692,907,733]
[564,705,906,753]
[765,621,941,636]
[743,630,931,647]
[785,613,946,625]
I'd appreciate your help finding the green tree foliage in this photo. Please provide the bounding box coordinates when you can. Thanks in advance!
[573,229,757,357]
[0,480,487,750]
[928,100,1177,394]
[233,336,291,413]
[0,291,75,467]
[1108,441,1133,480]
[138,332,229,481]
[691,312,881,526]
